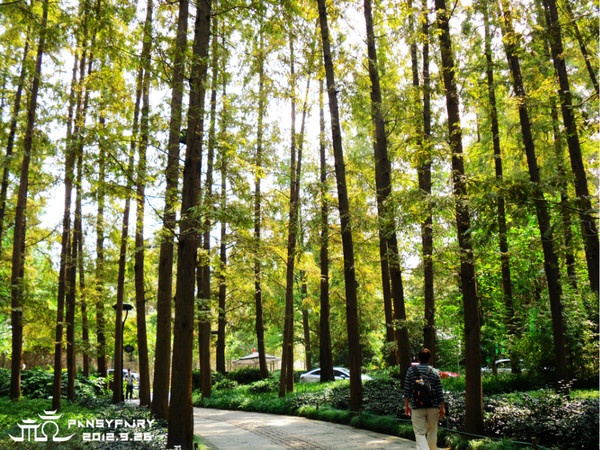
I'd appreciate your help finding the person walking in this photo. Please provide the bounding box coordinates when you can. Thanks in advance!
[404,348,445,450]
[125,369,135,400]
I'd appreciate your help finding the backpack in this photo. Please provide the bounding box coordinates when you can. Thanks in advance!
[411,365,433,408]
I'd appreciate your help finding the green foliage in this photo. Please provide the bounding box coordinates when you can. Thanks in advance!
[226,368,263,385]
[350,413,414,439]
[247,378,277,394]
[297,406,352,424]
[442,372,555,396]
[20,368,54,398]
[10,369,109,400]
[0,368,9,396]
[213,378,239,391]
[444,390,599,449]
[0,396,167,449]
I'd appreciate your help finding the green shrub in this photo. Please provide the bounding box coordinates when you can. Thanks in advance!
[361,377,403,417]
[214,378,238,391]
[351,413,408,437]
[297,406,352,424]
[481,372,552,395]
[74,373,110,400]
[21,368,54,398]
[226,368,263,385]
[0,368,9,396]
[484,391,599,449]
[248,378,277,394]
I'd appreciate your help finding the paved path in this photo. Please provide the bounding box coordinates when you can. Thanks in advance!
[193,408,417,449]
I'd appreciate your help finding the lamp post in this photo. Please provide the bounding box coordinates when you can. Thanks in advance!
[112,302,133,401]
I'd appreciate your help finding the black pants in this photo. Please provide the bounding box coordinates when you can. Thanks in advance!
[126,385,134,399]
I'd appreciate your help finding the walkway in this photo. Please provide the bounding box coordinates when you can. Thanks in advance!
[193,408,417,449]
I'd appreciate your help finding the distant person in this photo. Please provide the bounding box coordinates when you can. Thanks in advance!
[125,369,135,400]
[404,348,446,450]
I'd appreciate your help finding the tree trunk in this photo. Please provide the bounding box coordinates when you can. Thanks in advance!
[542,0,599,295]
[482,2,518,371]
[198,12,220,398]
[52,47,79,412]
[78,155,89,378]
[113,49,142,402]
[214,26,228,374]
[0,36,29,257]
[280,36,299,398]
[11,0,48,401]
[216,28,228,375]
[112,145,136,404]
[417,0,436,361]
[434,0,483,433]
[67,11,95,399]
[152,0,189,421]
[499,0,570,391]
[216,158,227,374]
[96,111,107,378]
[317,0,363,413]
[318,78,334,383]
[363,0,411,378]
[134,0,154,407]
[300,273,311,371]
[66,152,82,402]
[254,6,268,380]
[550,102,578,292]
[167,1,211,447]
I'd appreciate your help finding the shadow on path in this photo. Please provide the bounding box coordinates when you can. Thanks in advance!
[193,407,417,449]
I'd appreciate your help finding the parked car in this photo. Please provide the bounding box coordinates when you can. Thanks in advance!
[299,367,372,383]
[481,358,523,374]
[411,362,459,379]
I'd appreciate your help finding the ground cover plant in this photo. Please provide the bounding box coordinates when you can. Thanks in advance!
[0,368,168,449]
[193,368,599,449]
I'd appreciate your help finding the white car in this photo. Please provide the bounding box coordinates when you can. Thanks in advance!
[299,367,372,383]
[481,359,522,374]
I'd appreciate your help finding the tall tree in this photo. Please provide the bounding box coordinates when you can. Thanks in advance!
[216,96,228,374]
[253,2,268,380]
[316,0,363,413]
[300,272,311,370]
[152,0,189,420]
[499,0,570,390]
[416,0,436,360]
[77,153,90,378]
[134,0,154,407]
[434,0,483,433]
[67,5,97,399]
[280,31,315,395]
[0,35,29,257]
[481,0,517,371]
[318,77,334,383]
[542,0,599,294]
[11,0,49,401]
[52,48,79,411]
[216,23,229,375]
[198,8,221,399]
[112,125,137,404]
[95,109,107,378]
[167,0,211,447]
[363,0,411,378]
[280,34,299,398]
